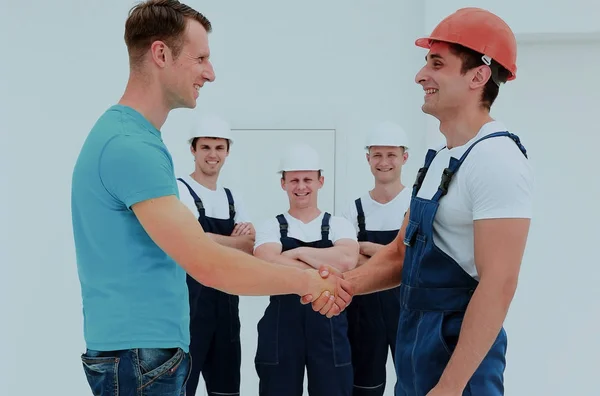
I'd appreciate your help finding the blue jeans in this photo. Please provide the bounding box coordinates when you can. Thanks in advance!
[81,347,191,396]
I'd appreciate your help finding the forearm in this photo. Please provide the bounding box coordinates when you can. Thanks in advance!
[295,247,356,272]
[260,251,313,270]
[190,243,310,297]
[208,233,254,254]
[437,277,517,391]
[357,254,370,267]
[344,244,403,295]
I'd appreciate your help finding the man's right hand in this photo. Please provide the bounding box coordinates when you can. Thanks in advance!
[302,266,353,318]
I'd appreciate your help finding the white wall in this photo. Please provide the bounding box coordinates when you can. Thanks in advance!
[0,1,425,395]
[1,1,598,396]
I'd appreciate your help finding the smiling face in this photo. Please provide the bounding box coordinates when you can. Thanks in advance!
[414,41,492,120]
[281,171,324,210]
[160,19,216,110]
[191,137,229,177]
[367,146,407,184]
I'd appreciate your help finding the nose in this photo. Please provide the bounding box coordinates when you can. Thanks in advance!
[203,60,216,82]
[415,65,428,85]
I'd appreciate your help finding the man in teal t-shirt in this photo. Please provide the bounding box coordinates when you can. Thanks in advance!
[72,104,190,352]
[71,2,350,395]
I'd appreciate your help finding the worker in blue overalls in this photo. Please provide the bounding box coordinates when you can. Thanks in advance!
[176,114,255,396]
[309,8,534,395]
[340,121,412,396]
[253,143,360,396]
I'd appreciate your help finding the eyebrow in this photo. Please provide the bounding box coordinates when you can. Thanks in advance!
[426,53,443,61]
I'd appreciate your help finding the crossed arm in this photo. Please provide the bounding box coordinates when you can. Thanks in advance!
[207,222,255,254]
[282,239,359,272]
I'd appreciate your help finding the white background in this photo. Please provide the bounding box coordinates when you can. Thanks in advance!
[1,1,599,395]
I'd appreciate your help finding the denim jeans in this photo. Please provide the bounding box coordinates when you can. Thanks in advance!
[81,347,191,396]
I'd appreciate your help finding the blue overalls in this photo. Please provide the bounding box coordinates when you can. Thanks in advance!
[254,213,354,396]
[177,178,241,396]
[394,132,528,396]
[347,198,402,395]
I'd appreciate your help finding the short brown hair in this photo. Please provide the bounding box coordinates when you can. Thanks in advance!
[446,43,511,110]
[124,0,212,68]
[190,137,230,152]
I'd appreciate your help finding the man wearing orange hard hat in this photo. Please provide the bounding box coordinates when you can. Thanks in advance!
[307,7,534,395]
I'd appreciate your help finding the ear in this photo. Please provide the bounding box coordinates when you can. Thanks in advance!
[189,144,196,155]
[150,40,169,68]
[470,65,492,90]
[318,175,325,188]
[280,177,285,190]
[403,151,409,164]
[366,152,370,163]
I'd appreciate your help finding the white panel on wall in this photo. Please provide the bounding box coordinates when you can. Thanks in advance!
[167,128,337,395]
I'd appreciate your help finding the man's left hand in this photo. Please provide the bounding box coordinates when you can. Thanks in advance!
[232,222,255,236]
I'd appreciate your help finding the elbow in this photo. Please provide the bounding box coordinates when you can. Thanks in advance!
[340,253,359,272]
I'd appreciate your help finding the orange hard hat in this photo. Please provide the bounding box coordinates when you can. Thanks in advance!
[415,8,517,81]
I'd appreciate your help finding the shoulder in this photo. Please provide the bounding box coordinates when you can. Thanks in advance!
[465,133,532,181]
[328,214,358,241]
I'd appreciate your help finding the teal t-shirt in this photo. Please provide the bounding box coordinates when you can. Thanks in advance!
[71,105,190,352]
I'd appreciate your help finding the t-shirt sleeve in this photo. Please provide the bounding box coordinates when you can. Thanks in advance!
[253,218,281,250]
[231,192,252,224]
[339,200,359,234]
[330,216,359,243]
[467,142,534,220]
[99,136,177,209]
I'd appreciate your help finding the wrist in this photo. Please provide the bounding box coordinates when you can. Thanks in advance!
[296,269,312,296]
[436,372,466,394]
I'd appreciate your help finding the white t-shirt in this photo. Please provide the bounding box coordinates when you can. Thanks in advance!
[177,174,251,224]
[415,120,534,280]
[254,212,357,251]
[341,188,412,235]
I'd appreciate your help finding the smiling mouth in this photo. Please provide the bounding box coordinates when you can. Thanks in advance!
[425,88,438,95]
[206,160,219,165]
[377,168,393,172]
[194,84,201,92]
[294,192,309,197]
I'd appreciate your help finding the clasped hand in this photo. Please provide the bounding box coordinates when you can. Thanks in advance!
[300,266,353,318]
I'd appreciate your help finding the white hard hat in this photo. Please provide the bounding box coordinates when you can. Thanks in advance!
[189,114,234,145]
[278,143,322,173]
[365,121,409,150]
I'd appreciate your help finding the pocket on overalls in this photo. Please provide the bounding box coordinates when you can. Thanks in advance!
[330,314,352,367]
[228,294,241,342]
[137,347,188,391]
[437,311,463,356]
[81,351,120,395]
[254,299,280,365]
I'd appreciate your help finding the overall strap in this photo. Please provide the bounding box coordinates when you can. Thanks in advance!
[276,214,288,238]
[223,188,236,221]
[412,148,443,197]
[354,198,367,239]
[321,212,331,241]
[431,131,526,202]
[177,178,205,217]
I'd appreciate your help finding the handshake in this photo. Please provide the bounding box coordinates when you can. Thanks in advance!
[300,266,354,318]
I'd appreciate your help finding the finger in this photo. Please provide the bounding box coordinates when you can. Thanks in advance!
[311,291,331,312]
[335,290,352,312]
[326,303,341,318]
[300,294,313,304]
[319,293,335,315]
